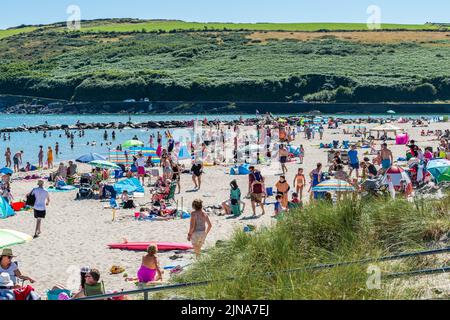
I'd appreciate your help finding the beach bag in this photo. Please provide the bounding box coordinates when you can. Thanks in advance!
[25,189,36,207]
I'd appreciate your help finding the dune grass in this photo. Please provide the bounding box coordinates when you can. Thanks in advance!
[169,195,450,300]
[81,21,441,33]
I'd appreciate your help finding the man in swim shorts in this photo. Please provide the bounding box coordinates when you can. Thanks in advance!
[380,143,393,172]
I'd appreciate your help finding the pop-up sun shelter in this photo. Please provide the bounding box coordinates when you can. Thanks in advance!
[382,166,413,193]
[178,145,191,160]
[230,164,251,175]
[113,178,145,194]
[0,198,15,219]
[395,133,409,145]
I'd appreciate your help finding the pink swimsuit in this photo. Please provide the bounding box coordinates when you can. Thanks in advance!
[137,265,157,283]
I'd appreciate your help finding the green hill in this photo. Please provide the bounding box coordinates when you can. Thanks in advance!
[1,19,450,104]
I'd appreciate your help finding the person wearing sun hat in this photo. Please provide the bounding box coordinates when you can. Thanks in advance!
[0,248,35,285]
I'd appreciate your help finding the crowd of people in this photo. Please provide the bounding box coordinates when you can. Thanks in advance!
[1,115,449,300]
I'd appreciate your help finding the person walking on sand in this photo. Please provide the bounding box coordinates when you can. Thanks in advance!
[135,152,146,185]
[191,160,203,190]
[248,166,266,217]
[4,148,11,168]
[309,163,323,201]
[47,147,54,169]
[12,151,23,173]
[279,144,289,175]
[347,144,360,179]
[188,199,212,257]
[28,180,50,238]
[38,146,44,168]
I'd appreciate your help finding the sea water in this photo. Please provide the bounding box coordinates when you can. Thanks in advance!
[0,113,447,165]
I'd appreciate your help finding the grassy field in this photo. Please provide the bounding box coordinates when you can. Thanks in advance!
[80,21,443,33]
[1,19,450,103]
[0,20,443,41]
[168,195,450,300]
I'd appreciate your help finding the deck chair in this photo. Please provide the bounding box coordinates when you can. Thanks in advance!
[84,281,105,297]
[164,182,177,203]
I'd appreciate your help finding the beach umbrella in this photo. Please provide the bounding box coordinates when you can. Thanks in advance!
[88,160,121,170]
[121,140,144,149]
[312,179,355,192]
[0,167,13,175]
[0,229,33,248]
[76,153,107,163]
[278,118,287,123]
[387,110,396,114]
[427,159,450,183]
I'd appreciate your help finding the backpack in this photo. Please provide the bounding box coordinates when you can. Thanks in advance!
[26,189,36,207]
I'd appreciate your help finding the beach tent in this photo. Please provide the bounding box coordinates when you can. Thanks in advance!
[0,198,15,219]
[230,164,251,176]
[370,124,403,138]
[0,168,13,175]
[178,145,191,160]
[426,159,450,183]
[0,229,32,248]
[288,146,301,157]
[382,166,413,189]
[76,153,107,163]
[113,178,144,194]
[395,133,409,145]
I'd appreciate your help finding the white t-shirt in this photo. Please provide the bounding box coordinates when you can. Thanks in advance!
[135,157,146,167]
[32,187,49,211]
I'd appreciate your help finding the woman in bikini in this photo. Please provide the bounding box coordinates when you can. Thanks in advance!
[137,245,162,283]
[293,168,306,202]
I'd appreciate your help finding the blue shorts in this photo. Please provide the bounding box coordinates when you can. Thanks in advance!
[381,159,391,169]
[350,162,360,169]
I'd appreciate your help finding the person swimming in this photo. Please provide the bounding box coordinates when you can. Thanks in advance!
[137,244,162,283]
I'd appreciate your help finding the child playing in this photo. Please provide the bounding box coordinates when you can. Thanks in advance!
[272,195,285,218]
[293,168,306,201]
[121,190,136,209]
[288,192,302,210]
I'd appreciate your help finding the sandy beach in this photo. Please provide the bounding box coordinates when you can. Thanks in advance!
[1,119,449,297]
